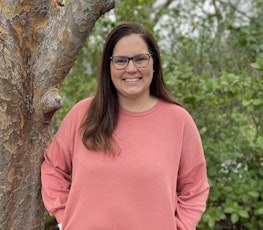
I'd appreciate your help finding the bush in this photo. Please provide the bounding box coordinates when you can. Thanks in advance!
[166,59,263,229]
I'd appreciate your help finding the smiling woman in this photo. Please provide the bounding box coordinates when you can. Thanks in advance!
[41,22,209,230]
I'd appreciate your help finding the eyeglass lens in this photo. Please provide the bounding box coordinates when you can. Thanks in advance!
[111,54,151,70]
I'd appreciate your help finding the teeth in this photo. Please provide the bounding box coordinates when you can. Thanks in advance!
[124,78,140,82]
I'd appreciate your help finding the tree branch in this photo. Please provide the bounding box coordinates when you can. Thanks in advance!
[31,0,114,122]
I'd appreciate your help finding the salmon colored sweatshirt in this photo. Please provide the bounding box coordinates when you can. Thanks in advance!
[41,98,209,230]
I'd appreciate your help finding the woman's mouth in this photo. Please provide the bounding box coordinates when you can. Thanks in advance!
[123,77,142,82]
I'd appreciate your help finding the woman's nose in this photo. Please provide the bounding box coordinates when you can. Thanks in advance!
[126,60,137,72]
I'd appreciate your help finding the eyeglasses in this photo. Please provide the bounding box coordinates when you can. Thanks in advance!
[109,53,152,70]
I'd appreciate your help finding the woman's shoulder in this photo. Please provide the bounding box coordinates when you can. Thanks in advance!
[158,100,199,130]
[71,97,93,112]
[63,97,93,121]
[158,100,190,117]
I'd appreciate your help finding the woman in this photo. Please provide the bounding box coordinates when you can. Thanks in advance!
[41,22,209,230]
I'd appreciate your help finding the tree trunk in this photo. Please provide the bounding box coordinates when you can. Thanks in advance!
[0,0,114,229]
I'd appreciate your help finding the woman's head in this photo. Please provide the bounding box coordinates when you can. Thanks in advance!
[99,22,164,99]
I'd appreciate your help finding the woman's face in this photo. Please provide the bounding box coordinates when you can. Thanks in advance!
[110,34,154,103]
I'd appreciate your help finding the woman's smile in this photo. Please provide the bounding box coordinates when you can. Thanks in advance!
[122,77,142,83]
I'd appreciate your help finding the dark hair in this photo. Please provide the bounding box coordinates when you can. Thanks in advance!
[80,22,181,154]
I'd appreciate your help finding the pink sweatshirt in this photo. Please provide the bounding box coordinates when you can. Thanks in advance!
[41,98,209,230]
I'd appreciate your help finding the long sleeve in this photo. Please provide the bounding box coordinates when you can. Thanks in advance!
[41,135,72,223]
[175,114,210,229]
[41,99,87,223]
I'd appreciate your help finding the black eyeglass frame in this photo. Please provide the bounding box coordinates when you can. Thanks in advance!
[109,53,153,70]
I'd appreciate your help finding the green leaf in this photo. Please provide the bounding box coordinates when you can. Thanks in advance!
[250,63,260,69]
[224,186,233,192]
[231,213,239,224]
[248,191,259,198]
[257,207,263,215]
[208,218,215,228]
[238,210,249,218]
[224,207,234,214]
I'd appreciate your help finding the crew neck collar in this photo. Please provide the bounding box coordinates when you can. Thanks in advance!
[119,99,161,117]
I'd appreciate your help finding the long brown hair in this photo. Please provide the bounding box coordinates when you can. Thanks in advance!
[80,22,181,154]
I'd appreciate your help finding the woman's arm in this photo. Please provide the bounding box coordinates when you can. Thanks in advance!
[175,114,210,229]
[175,162,209,229]
[41,140,72,224]
[41,110,75,224]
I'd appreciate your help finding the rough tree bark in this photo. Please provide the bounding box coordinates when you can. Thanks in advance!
[0,0,115,229]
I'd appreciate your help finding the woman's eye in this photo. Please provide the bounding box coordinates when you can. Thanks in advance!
[134,55,148,63]
[114,58,127,64]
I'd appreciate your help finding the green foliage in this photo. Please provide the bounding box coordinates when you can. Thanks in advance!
[52,0,263,229]
[165,57,263,229]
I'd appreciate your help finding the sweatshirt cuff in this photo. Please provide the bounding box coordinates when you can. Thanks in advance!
[54,209,64,224]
